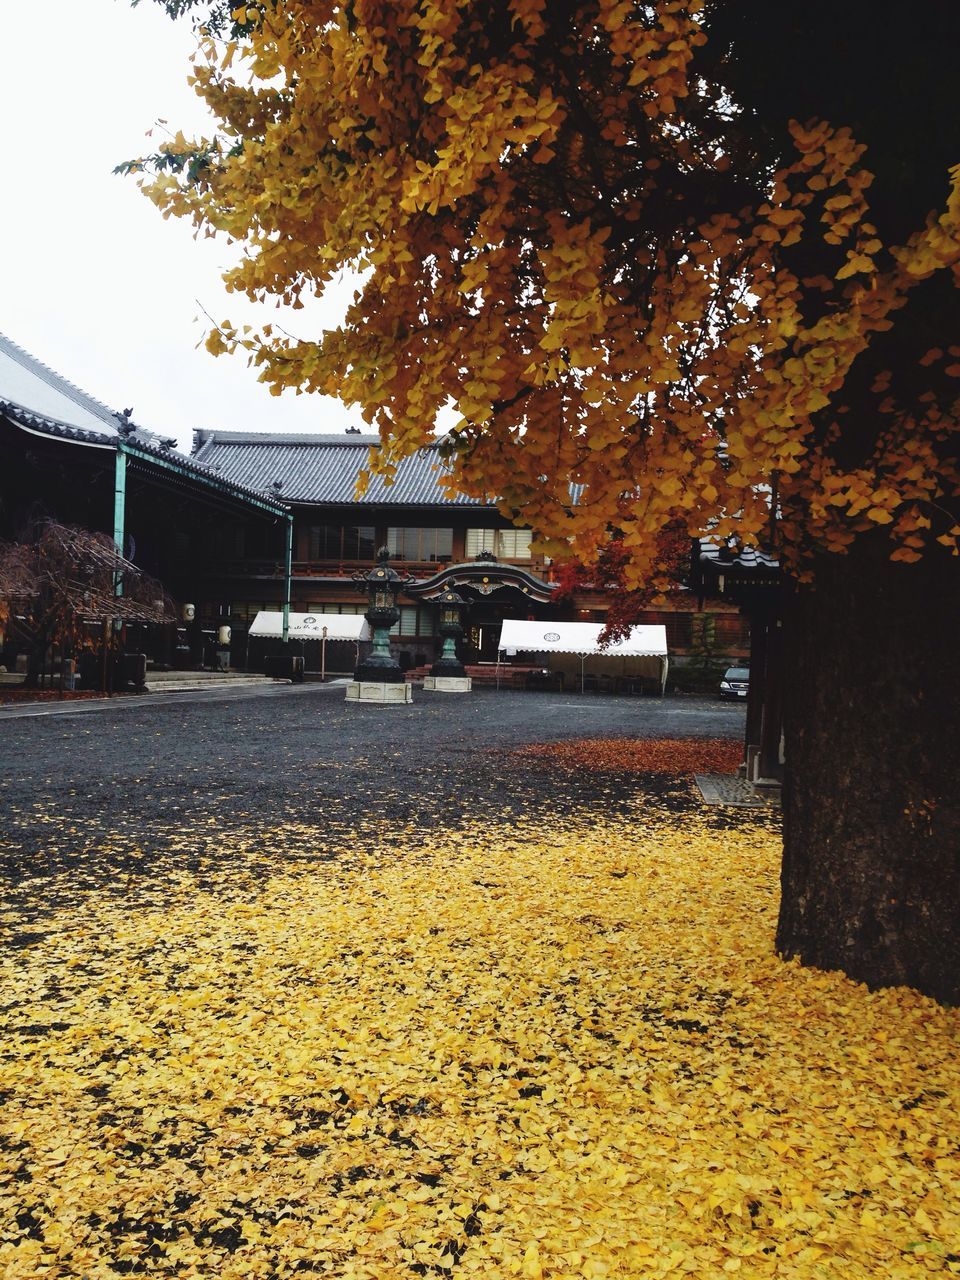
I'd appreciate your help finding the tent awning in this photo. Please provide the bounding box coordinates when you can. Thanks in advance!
[248,611,370,641]
[498,619,667,657]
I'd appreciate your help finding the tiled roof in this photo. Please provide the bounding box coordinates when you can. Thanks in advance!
[694,539,781,602]
[2,403,287,515]
[0,333,121,438]
[698,540,780,572]
[0,402,116,451]
[0,334,290,515]
[191,431,492,507]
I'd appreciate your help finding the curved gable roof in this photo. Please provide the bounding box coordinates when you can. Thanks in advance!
[406,557,556,603]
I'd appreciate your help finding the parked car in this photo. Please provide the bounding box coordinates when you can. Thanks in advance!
[719,666,750,700]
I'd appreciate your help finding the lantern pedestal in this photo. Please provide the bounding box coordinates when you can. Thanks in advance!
[422,674,472,693]
[345,679,414,704]
[353,655,406,683]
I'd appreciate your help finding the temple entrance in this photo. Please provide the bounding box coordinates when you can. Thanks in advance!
[405,553,559,666]
[464,604,522,662]
[456,587,549,663]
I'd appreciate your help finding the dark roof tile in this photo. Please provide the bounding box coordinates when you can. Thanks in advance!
[2,405,287,515]
[191,431,491,507]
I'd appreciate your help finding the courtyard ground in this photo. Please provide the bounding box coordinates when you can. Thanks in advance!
[0,688,957,1278]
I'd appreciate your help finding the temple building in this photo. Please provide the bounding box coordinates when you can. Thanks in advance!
[0,335,289,672]
[190,430,749,674]
[0,332,749,680]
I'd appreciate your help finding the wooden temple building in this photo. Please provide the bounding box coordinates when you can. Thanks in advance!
[0,333,750,684]
[0,334,289,674]
[188,429,745,675]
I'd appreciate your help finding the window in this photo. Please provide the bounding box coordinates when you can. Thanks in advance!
[307,526,376,561]
[389,606,436,636]
[465,528,533,560]
[387,527,453,562]
[497,529,533,559]
[307,525,336,560]
[344,525,377,561]
[465,529,495,558]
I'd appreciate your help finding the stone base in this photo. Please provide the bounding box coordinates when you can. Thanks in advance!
[694,774,780,808]
[345,680,414,704]
[422,675,473,693]
[353,663,405,683]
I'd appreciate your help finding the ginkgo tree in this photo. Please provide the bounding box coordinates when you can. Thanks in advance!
[129,0,959,1002]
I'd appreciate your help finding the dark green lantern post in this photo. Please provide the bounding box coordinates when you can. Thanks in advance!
[431,587,467,679]
[423,586,472,692]
[353,545,414,696]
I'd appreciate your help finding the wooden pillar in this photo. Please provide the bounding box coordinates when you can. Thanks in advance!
[757,616,784,783]
[743,609,768,777]
[282,515,293,644]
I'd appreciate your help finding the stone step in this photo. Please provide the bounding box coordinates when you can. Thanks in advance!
[144,672,283,693]
[406,663,540,686]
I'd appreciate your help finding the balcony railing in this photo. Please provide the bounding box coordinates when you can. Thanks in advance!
[209,556,551,580]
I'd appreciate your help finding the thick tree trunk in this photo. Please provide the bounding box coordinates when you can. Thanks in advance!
[777,536,960,1004]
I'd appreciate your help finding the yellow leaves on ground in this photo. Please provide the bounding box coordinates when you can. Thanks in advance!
[1,807,959,1278]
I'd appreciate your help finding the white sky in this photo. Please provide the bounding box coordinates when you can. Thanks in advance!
[0,0,367,449]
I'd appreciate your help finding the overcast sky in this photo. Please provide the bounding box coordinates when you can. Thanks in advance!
[0,0,367,449]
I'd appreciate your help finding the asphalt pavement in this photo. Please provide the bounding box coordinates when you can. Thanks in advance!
[0,684,749,931]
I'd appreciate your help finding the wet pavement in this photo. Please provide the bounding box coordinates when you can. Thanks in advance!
[0,685,754,931]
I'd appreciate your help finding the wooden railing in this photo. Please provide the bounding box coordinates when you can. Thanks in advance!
[211,556,554,580]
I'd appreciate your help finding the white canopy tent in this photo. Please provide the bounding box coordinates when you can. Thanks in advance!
[497,619,669,694]
[249,611,370,642]
[249,611,370,681]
